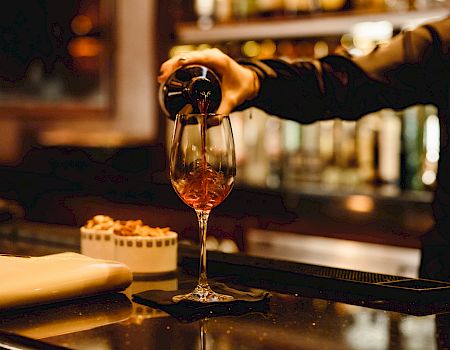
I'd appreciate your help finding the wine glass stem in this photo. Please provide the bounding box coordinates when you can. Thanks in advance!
[196,209,210,288]
[200,318,208,350]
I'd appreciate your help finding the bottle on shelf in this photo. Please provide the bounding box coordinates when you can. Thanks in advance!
[400,105,425,190]
[422,105,439,189]
[230,111,248,168]
[356,113,379,184]
[215,0,233,23]
[264,116,283,188]
[319,0,351,11]
[338,120,359,185]
[231,0,257,20]
[283,0,319,15]
[194,0,216,29]
[281,119,303,186]
[378,109,402,185]
[241,108,272,187]
[299,122,323,183]
[255,0,285,17]
[319,119,340,185]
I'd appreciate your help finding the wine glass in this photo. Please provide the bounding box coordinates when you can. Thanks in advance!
[170,113,236,303]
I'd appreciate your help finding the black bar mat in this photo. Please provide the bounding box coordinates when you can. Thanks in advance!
[178,245,450,316]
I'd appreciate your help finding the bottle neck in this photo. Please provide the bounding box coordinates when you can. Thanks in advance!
[160,65,222,118]
[186,77,214,114]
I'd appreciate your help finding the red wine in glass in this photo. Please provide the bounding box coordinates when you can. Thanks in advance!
[170,112,236,303]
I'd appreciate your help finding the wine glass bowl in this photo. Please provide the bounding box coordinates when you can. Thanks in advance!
[170,113,236,303]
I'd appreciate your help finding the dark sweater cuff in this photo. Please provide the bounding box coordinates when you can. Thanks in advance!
[235,59,276,111]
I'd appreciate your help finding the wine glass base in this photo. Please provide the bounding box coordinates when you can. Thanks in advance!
[172,284,234,303]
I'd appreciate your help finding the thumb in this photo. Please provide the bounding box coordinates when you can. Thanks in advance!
[216,99,233,115]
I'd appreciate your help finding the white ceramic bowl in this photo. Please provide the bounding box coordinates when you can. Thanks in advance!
[114,232,178,276]
[80,227,115,260]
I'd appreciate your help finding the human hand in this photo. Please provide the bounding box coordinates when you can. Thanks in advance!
[158,48,259,114]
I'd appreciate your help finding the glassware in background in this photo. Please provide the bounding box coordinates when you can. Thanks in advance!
[169,113,236,303]
[232,0,257,19]
[194,0,216,29]
[215,0,233,23]
[255,0,285,17]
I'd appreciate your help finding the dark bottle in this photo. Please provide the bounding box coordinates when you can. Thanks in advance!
[159,65,222,118]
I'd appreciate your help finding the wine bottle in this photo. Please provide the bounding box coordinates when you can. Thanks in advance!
[356,113,378,183]
[215,0,233,23]
[159,65,222,118]
[232,0,257,20]
[194,0,216,29]
[255,0,284,17]
[300,121,322,182]
[378,109,401,185]
[422,105,439,189]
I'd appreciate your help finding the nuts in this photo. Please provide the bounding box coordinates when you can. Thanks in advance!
[84,215,115,230]
[83,215,175,237]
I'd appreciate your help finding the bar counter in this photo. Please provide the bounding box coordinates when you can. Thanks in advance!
[0,142,434,250]
[0,222,449,350]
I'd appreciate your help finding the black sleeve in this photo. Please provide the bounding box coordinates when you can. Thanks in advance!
[236,17,450,282]
[237,19,446,124]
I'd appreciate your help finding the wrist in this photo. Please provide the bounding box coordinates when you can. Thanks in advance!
[243,66,260,100]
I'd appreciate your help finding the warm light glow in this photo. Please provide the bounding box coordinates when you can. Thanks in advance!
[194,0,215,29]
[242,40,261,58]
[283,120,301,152]
[426,150,440,163]
[194,0,215,17]
[340,33,354,51]
[312,298,328,311]
[353,20,393,42]
[219,239,239,253]
[345,195,374,213]
[425,114,440,163]
[314,41,329,58]
[169,45,196,58]
[277,40,295,58]
[197,43,212,51]
[260,39,277,58]
[352,21,393,55]
[68,37,102,57]
[422,170,436,186]
[71,15,93,35]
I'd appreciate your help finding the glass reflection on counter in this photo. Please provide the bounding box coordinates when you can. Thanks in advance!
[0,285,445,349]
[0,293,132,340]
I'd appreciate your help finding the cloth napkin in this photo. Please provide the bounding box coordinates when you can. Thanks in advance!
[0,252,132,310]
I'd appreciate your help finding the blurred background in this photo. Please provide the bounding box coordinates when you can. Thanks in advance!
[0,0,449,269]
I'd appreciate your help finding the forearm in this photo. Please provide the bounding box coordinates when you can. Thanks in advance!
[237,22,442,123]
[238,56,395,123]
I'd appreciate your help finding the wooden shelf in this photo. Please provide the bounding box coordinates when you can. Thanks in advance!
[176,7,449,43]
[0,100,111,120]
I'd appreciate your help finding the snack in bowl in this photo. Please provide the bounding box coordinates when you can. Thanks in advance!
[80,215,115,260]
[80,216,178,276]
[113,220,178,276]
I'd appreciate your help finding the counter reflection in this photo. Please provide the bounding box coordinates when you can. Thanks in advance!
[9,292,438,350]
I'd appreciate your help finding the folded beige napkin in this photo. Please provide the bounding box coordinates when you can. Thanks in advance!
[0,252,132,310]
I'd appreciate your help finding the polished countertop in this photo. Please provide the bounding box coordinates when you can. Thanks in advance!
[0,223,448,350]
